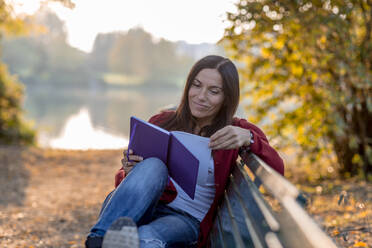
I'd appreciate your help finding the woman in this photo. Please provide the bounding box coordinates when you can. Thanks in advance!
[85,55,284,248]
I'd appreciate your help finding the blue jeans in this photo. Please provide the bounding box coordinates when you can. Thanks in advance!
[89,157,200,248]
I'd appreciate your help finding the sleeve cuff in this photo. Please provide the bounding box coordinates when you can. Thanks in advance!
[239,130,254,155]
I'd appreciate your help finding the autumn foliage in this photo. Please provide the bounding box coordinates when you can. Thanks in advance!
[0,1,35,145]
[222,0,372,179]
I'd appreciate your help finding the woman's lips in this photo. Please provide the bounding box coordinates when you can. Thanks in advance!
[193,101,209,109]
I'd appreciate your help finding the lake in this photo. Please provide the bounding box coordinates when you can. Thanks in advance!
[24,86,182,149]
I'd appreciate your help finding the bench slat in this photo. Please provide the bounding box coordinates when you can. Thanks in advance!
[223,191,246,248]
[240,153,299,199]
[229,175,267,248]
[235,163,281,232]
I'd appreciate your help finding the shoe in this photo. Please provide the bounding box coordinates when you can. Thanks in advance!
[102,217,139,248]
[85,235,103,248]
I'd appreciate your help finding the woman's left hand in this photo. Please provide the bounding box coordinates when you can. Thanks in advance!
[209,125,251,150]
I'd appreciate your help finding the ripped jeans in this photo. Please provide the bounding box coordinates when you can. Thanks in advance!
[88,157,200,248]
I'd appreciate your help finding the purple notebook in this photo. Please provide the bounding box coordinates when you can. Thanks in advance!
[128,116,199,199]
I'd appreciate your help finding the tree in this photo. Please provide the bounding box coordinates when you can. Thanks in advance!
[2,7,89,87]
[0,63,35,145]
[0,0,74,145]
[108,28,154,77]
[90,33,121,73]
[0,0,35,144]
[106,27,194,86]
[222,0,372,179]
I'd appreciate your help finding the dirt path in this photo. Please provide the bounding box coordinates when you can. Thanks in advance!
[0,146,371,247]
[0,147,121,247]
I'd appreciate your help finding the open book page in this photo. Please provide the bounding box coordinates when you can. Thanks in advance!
[171,131,212,184]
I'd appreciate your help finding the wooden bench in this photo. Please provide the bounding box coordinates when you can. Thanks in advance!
[208,151,337,248]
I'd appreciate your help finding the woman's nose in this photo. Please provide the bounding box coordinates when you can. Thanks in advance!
[197,88,207,101]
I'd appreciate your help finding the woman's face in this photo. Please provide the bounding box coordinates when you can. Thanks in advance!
[188,68,225,127]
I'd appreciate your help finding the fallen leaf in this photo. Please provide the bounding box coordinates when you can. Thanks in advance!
[354,241,367,247]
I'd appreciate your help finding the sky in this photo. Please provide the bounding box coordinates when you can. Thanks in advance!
[10,0,238,52]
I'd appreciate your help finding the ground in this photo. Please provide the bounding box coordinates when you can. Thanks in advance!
[0,147,371,247]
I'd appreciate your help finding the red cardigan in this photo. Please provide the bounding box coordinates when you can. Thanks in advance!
[114,111,284,247]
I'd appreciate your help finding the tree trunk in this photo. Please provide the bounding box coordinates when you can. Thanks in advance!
[333,139,358,177]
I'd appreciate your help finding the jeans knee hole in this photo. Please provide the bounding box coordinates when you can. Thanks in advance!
[140,238,166,248]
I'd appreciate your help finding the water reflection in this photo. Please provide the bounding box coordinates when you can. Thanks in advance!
[25,86,182,149]
[49,108,128,150]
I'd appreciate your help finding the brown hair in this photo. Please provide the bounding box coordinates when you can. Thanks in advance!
[160,55,240,137]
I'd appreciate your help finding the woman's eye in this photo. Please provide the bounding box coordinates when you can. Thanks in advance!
[192,82,201,87]
[210,89,220,95]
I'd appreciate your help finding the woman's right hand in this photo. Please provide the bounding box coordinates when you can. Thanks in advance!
[121,149,143,174]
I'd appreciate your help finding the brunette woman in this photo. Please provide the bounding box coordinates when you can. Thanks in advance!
[85,55,284,248]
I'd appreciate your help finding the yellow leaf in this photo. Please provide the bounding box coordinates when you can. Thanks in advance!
[354,241,367,247]
[346,206,354,211]
[274,36,285,49]
[352,154,362,164]
[290,63,303,77]
[269,113,276,121]
[261,48,271,59]
[320,35,327,44]
[358,211,368,218]
[274,59,282,66]
[311,72,318,82]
